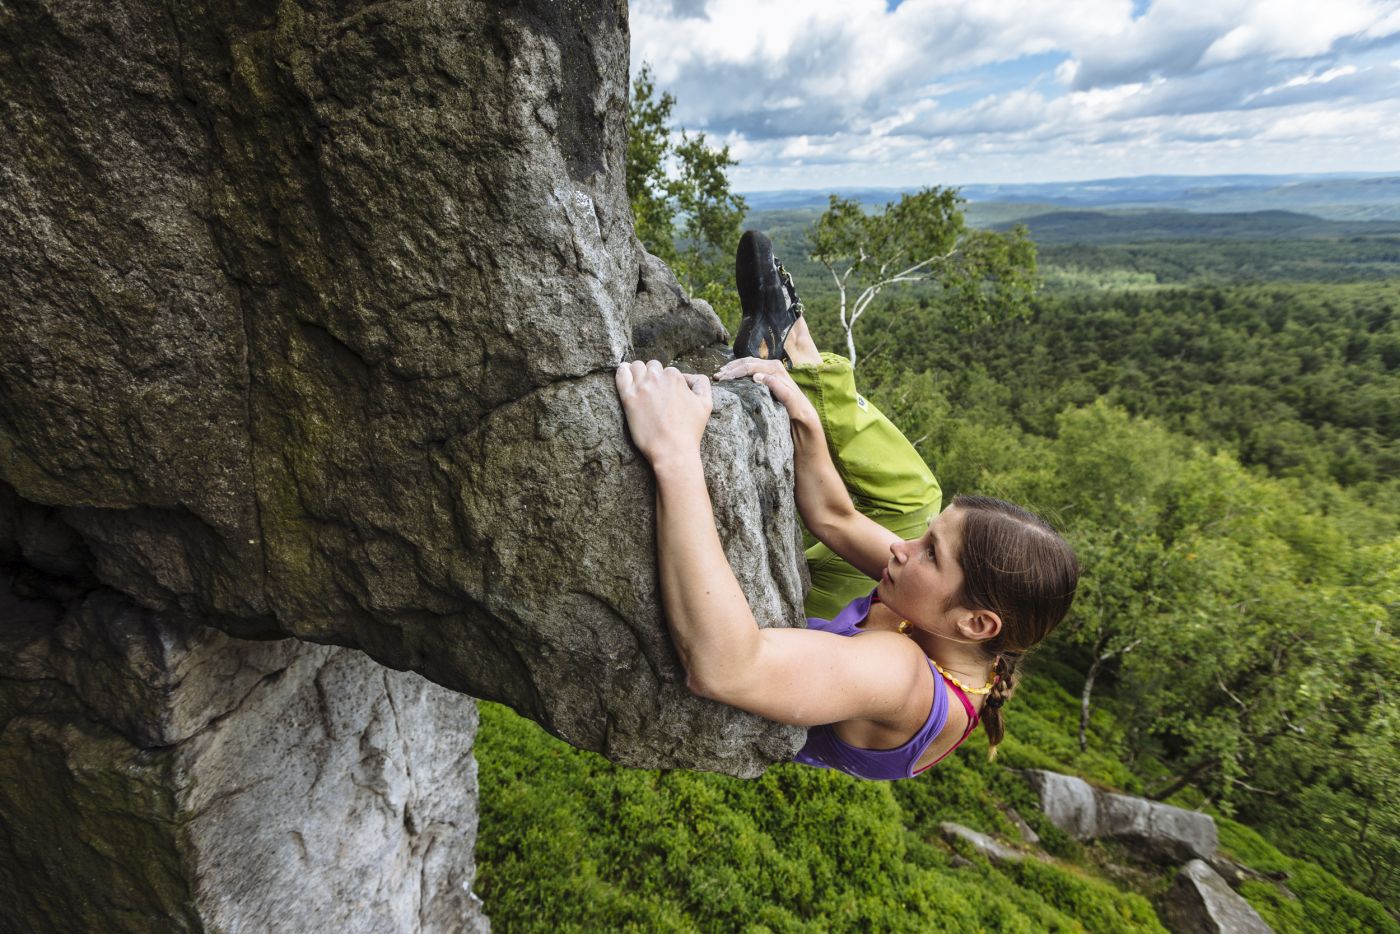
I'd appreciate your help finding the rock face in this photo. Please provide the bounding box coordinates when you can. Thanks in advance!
[1023,770,1218,864]
[1161,860,1275,934]
[0,570,488,933]
[0,0,808,772]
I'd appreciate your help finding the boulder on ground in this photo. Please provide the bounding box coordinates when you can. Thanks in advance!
[1022,769,1218,863]
[939,822,1030,864]
[1161,860,1275,934]
[1004,806,1041,844]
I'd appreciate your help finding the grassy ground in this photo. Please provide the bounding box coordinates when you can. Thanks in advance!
[473,668,1396,931]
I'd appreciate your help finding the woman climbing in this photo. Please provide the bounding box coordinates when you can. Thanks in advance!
[615,231,1079,780]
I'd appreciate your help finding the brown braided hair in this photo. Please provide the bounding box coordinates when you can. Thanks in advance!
[950,495,1079,760]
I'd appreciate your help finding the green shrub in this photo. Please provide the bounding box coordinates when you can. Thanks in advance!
[1217,819,1400,934]
[999,859,1168,934]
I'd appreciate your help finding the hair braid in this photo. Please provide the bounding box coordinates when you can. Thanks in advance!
[982,653,1021,760]
[950,495,1079,762]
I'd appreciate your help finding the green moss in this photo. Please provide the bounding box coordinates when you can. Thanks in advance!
[476,674,1397,933]
[1216,818,1294,873]
[1216,818,1400,934]
[476,703,1171,933]
[999,859,1168,934]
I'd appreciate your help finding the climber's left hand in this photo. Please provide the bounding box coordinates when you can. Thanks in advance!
[714,356,818,430]
[615,360,712,468]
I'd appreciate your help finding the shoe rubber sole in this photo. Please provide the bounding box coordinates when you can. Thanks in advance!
[733,229,799,363]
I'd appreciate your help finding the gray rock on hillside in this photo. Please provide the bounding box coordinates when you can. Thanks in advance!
[1023,770,1218,863]
[0,573,487,934]
[1161,860,1275,934]
[0,0,807,773]
[939,822,1033,864]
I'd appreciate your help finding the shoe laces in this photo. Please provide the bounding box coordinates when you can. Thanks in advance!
[774,258,804,317]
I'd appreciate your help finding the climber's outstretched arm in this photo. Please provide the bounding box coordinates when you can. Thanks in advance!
[714,357,895,579]
[615,361,925,726]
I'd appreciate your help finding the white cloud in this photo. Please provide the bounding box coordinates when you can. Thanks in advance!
[632,0,1128,135]
[1244,65,1360,103]
[1366,7,1400,38]
[630,0,1400,185]
[1199,0,1390,65]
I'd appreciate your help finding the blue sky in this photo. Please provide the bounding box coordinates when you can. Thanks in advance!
[630,0,1400,189]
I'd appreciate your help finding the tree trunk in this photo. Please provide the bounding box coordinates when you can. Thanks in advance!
[1150,758,1218,801]
[1079,653,1104,752]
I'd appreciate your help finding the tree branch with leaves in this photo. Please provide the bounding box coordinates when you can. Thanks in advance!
[809,188,1037,366]
[626,64,747,326]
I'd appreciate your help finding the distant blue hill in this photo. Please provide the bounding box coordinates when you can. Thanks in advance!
[740,173,1400,221]
[956,173,1371,206]
[741,187,908,211]
[993,209,1400,243]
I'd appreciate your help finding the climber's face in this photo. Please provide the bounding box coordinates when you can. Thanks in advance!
[880,505,1004,645]
[878,506,969,629]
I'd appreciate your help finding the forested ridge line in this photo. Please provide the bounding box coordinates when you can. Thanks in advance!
[752,203,1399,505]
[752,206,1400,285]
[836,280,1400,505]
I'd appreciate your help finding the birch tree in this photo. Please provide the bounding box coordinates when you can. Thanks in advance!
[809,188,1037,367]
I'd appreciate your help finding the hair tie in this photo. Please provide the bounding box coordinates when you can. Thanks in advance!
[985,695,1006,710]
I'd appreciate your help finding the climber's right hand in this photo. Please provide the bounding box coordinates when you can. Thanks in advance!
[615,360,713,468]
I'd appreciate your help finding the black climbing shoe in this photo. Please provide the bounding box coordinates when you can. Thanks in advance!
[733,229,803,365]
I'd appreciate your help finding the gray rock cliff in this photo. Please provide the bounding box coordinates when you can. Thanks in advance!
[0,0,808,771]
[2,1,810,929]
[0,568,488,933]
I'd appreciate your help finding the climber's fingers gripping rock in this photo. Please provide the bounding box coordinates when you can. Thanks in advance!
[615,360,713,466]
[714,356,818,431]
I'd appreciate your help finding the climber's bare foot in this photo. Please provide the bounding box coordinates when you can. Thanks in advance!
[784,316,821,367]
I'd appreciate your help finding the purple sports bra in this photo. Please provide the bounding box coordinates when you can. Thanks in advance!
[792,590,981,781]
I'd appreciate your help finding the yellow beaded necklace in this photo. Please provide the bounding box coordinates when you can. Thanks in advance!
[895,619,998,695]
[930,659,996,695]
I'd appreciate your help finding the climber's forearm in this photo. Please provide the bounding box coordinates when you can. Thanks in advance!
[789,412,859,537]
[651,453,762,695]
[789,414,891,580]
[650,452,919,729]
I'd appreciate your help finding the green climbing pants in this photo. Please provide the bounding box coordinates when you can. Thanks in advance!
[789,353,943,621]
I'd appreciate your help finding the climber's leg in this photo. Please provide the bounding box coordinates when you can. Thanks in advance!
[784,320,942,620]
